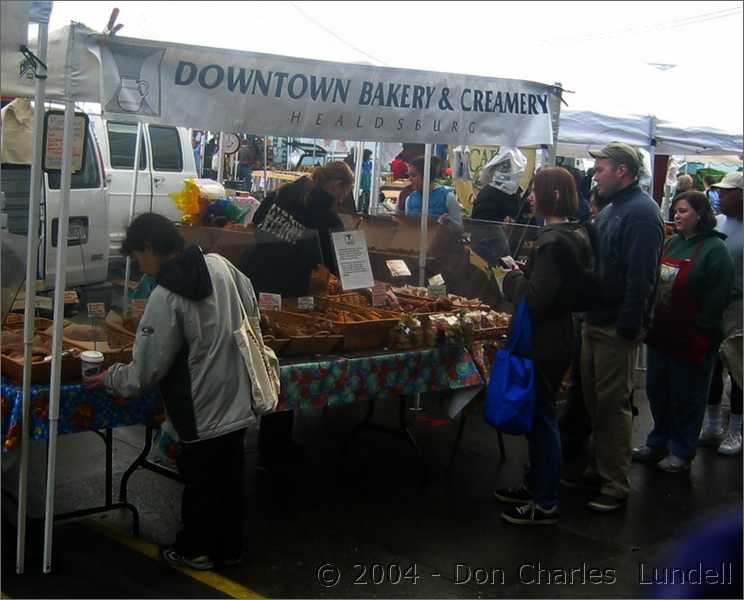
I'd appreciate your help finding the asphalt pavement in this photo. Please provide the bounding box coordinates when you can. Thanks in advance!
[2,374,742,599]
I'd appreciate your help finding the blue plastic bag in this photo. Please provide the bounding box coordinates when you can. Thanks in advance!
[484,297,535,434]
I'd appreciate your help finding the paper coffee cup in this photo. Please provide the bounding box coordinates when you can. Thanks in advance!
[81,350,105,382]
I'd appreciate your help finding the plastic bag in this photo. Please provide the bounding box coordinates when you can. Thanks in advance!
[479,147,527,194]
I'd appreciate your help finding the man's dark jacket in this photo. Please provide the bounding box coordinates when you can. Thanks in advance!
[585,183,664,339]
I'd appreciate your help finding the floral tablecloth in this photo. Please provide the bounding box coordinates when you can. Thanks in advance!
[0,378,163,451]
[2,345,487,449]
[278,345,484,410]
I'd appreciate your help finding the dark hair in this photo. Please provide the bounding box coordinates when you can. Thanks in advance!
[363,149,373,161]
[409,155,442,182]
[533,167,579,218]
[703,175,718,187]
[121,213,185,256]
[672,191,717,232]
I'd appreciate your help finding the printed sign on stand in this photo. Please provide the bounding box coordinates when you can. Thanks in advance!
[259,293,282,312]
[371,283,388,307]
[87,302,106,319]
[331,231,374,291]
[386,259,411,278]
[42,110,89,173]
[297,296,314,311]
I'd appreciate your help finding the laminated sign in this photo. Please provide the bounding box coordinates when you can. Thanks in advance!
[43,111,88,173]
[332,231,374,291]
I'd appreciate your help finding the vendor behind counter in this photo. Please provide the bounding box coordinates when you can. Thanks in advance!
[239,162,354,297]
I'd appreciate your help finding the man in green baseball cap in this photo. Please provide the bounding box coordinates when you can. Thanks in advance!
[575,141,664,513]
[589,142,644,185]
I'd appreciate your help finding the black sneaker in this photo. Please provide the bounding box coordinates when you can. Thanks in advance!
[159,546,214,571]
[502,503,559,525]
[493,485,532,504]
[587,493,627,513]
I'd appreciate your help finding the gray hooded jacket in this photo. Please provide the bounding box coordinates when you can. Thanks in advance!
[106,246,261,442]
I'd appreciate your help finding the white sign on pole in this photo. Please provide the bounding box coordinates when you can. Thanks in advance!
[331,230,374,291]
[43,112,86,172]
[98,38,557,146]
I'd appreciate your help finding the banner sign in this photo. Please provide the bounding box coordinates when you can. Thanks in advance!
[99,37,557,146]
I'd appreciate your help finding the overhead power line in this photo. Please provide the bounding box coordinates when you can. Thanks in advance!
[289,2,389,66]
[541,5,743,47]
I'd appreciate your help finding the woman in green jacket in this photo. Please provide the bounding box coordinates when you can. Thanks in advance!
[634,191,735,472]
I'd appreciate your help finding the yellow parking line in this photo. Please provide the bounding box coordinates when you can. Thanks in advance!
[85,520,264,599]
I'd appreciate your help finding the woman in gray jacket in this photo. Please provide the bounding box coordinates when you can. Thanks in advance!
[88,213,262,570]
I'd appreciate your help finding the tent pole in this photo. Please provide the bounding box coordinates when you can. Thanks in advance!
[648,116,657,198]
[417,144,432,286]
[17,18,49,576]
[216,132,225,183]
[263,137,268,195]
[370,142,382,216]
[545,82,563,167]
[123,122,143,312]
[353,141,363,211]
[42,99,76,574]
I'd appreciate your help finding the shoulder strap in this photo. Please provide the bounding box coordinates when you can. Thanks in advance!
[211,254,250,323]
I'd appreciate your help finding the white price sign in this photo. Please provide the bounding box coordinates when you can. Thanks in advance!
[259,293,282,312]
[87,302,106,318]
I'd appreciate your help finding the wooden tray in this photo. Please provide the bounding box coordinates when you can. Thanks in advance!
[1,338,82,384]
[285,334,343,357]
[262,310,342,357]
[3,316,57,332]
[262,337,290,356]
[317,299,400,351]
[472,327,509,341]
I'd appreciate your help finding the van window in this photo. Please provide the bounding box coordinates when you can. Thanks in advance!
[48,128,101,189]
[107,122,147,169]
[150,126,183,171]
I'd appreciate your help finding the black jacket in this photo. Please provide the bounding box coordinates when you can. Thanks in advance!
[241,177,344,296]
[585,183,664,338]
[504,223,596,389]
[471,185,521,223]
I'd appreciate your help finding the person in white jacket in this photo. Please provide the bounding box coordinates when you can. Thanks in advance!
[87,213,261,570]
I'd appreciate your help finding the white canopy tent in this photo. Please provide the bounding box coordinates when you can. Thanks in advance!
[2,20,560,573]
[557,110,743,158]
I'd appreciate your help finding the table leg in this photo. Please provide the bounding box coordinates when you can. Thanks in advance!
[446,410,467,476]
[118,426,154,502]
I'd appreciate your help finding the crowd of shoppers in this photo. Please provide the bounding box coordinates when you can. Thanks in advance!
[492,142,742,526]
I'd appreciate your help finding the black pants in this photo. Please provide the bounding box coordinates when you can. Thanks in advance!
[175,428,246,560]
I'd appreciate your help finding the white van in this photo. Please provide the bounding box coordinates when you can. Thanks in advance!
[88,115,198,258]
[1,102,109,289]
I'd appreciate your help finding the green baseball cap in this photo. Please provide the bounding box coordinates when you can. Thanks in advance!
[590,142,643,173]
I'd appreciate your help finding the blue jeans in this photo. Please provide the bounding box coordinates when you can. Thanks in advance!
[525,379,561,509]
[645,347,716,460]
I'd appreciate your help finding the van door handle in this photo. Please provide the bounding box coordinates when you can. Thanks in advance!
[153,176,165,186]
[105,173,112,184]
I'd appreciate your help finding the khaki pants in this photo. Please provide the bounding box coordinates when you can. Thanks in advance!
[581,323,637,499]
[720,300,743,390]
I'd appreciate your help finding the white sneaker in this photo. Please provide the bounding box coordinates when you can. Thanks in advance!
[698,422,724,446]
[718,429,743,456]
